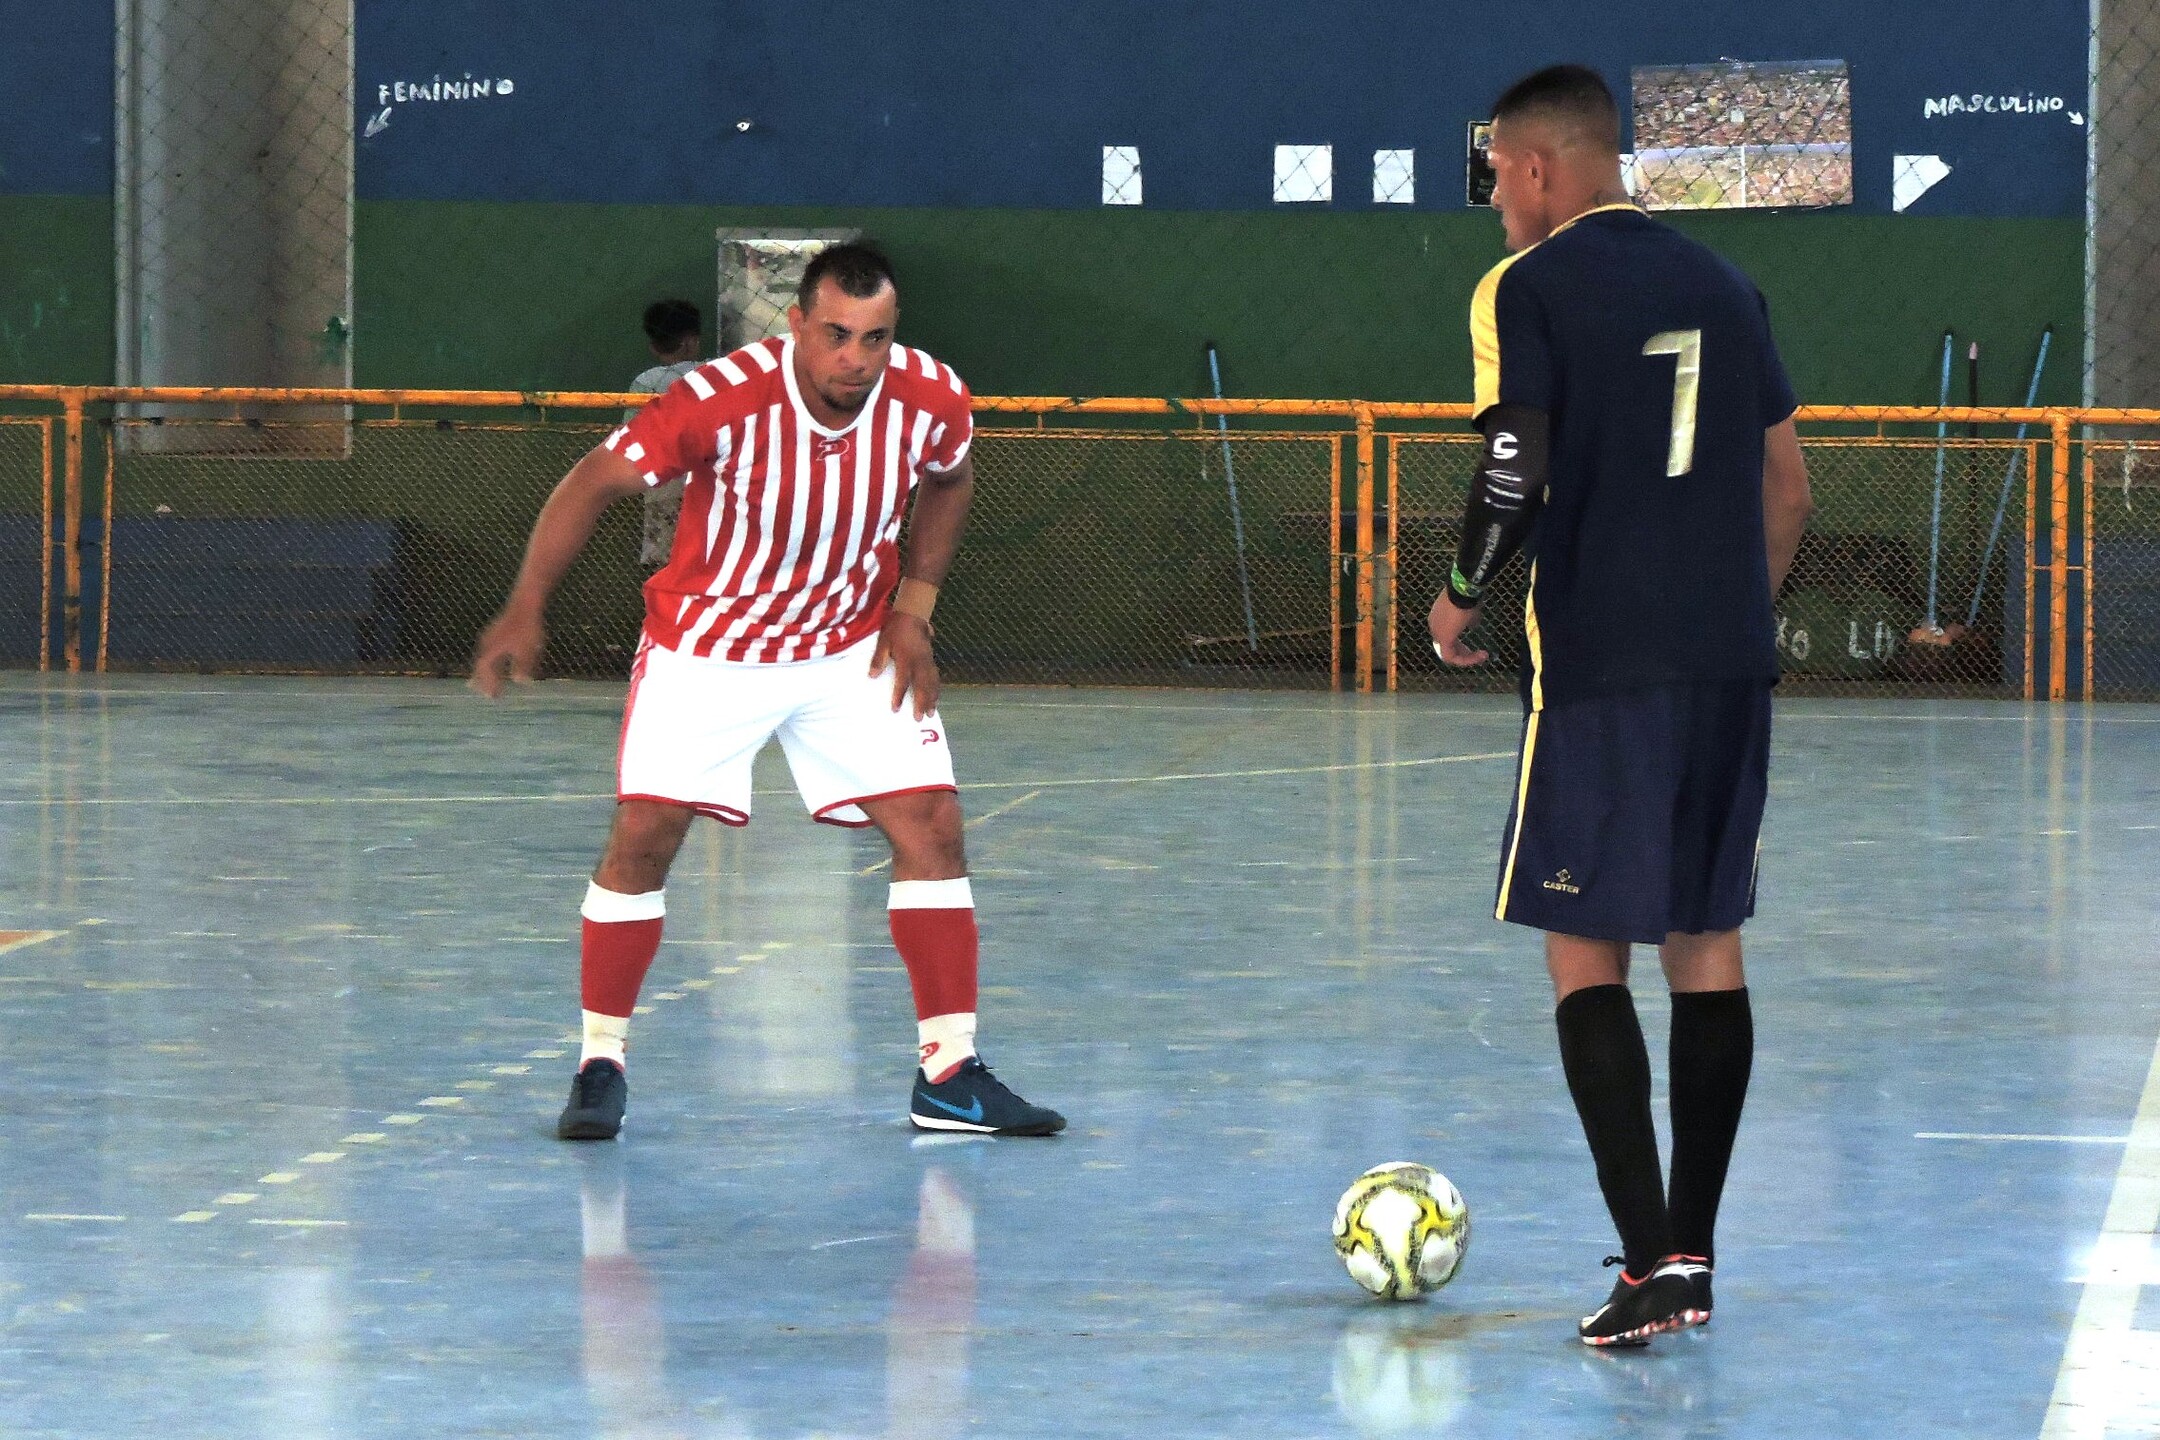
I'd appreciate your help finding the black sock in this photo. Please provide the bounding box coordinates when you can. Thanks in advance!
[1555,983,1670,1276]
[1667,986,1753,1267]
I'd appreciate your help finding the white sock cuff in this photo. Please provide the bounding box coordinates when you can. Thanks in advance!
[888,878,975,910]
[918,1011,977,1041]
[582,882,666,923]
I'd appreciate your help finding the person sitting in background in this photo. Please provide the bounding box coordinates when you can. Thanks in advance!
[630,300,705,569]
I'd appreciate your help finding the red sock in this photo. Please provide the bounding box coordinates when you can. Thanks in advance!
[888,902,978,1017]
[579,885,665,1065]
[888,879,979,1080]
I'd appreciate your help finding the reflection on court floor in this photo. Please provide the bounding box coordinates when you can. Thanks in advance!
[0,677,2154,1437]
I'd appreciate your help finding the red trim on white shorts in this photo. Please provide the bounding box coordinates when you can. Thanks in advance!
[811,783,959,828]
[617,792,750,827]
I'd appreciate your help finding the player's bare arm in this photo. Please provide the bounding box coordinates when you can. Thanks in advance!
[875,454,974,719]
[1429,404,1549,667]
[470,445,647,697]
[1762,416,1813,592]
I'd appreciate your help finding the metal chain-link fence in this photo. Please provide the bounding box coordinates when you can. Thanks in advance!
[115,0,352,397]
[54,406,1354,687]
[13,4,2135,407]
[2085,438,2160,695]
[950,427,1342,687]
[8,4,2160,693]
[2093,0,2160,410]
[1626,59,1852,212]
[93,413,632,674]
[1393,429,2061,697]
[0,419,54,667]
[23,394,1349,683]
[2,390,2155,698]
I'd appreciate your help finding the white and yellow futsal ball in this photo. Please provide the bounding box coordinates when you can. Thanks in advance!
[1332,1163,1470,1300]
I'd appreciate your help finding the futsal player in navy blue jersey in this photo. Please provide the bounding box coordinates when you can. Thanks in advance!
[1429,65,1815,1346]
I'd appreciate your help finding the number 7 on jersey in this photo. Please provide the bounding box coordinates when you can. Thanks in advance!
[1643,329,1702,478]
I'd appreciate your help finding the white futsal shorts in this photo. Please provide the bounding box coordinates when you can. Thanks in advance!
[616,634,957,828]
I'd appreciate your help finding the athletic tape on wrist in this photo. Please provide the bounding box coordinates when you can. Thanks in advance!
[894,577,939,625]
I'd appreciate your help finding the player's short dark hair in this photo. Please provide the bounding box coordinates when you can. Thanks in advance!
[1492,64,1622,154]
[798,242,897,313]
[641,299,702,348]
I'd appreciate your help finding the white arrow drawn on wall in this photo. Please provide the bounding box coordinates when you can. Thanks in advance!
[364,106,392,138]
[1893,154,1952,212]
[2070,111,2086,125]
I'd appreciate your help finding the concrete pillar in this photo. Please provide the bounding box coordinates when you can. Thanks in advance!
[115,0,353,398]
[2090,0,2160,408]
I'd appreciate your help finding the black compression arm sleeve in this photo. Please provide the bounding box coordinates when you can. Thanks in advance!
[1445,404,1549,608]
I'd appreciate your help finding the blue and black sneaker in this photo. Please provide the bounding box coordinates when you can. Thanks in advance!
[909,1057,1065,1136]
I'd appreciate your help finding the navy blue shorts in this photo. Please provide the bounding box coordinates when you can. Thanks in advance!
[1494,681,1772,945]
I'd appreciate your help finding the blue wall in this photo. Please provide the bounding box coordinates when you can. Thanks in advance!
[4,2,2089,217]
[352,0,2086,216]
[0,0,112,195]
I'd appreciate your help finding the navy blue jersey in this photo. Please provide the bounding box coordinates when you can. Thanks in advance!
[1470,205,1798,709]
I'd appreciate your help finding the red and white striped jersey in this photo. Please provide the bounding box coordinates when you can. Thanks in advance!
[603,335,973,663]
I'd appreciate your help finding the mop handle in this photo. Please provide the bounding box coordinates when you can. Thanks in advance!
[1206,344,1260,654]
[1967,327,2053,627]
[1925,331,1953,628]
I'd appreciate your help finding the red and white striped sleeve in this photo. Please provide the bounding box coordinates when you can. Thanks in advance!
[918,358,973,475]
[603,369,720,488]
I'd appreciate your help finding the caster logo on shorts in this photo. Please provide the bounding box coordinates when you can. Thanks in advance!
[1542,868,1582,895]
[921,727,941,746]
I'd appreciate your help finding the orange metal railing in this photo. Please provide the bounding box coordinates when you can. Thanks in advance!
[3,385,2158,698]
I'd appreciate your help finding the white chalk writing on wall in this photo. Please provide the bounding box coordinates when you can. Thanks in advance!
[1922,93,2075,119]
[374,75,517,106]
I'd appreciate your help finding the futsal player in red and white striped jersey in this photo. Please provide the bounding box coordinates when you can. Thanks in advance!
[472,243,1064,1141]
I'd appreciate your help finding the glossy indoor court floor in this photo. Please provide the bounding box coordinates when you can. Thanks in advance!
[2,676,2157,1439]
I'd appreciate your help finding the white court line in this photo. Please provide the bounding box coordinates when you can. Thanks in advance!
[1780,710,2160,725]
[857,788,1045,877]
[968,699,1507,715]
[1917,1132,2154,1146]
[2038,1031,2160,1439]
[0,749,1515,808]
[972,750,1514,789]
[967,700,2160,726]
[23,1213,126,1223]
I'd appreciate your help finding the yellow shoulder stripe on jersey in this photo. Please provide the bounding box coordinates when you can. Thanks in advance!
[1550,201,1646,238]
[1497,558,1551,921]
[1471,203,1646,418]
[1468,247,1535,420]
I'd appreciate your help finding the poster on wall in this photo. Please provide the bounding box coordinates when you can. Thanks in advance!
[1629,59,1854,210]
[1465,122,1496,207]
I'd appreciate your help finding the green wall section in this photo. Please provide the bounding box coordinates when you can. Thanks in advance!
[0,196,114,385]
[0,195,2085,682]
[0,195,2084,407]
[355,202,2082,408]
